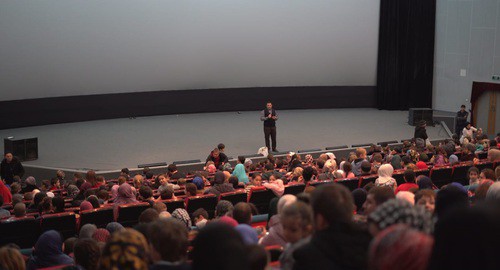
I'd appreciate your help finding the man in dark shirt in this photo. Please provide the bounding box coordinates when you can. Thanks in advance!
[167,164,186,180]
[414,120,428,142]
[456,105,469,136]
[0,153,24,185]
[260,102,279,152]
[206,148,228,169]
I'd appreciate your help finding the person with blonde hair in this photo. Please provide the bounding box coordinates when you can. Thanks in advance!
[0,247,25,270]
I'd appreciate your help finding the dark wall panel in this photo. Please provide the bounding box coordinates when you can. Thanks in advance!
[0,86,376,129]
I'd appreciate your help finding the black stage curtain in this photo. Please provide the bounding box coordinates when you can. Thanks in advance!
[376,0,436,110]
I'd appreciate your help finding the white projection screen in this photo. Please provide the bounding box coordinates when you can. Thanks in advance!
[0,0,380,101]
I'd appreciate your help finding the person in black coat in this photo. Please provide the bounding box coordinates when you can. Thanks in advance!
[206,148,228,169]
[293,184,372,270]
[414,120,428,142]
[0,153,25,185]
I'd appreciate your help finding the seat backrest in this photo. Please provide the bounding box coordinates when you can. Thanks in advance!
[415,169,430,177]
[283,184,306,195]
[334,178,359,191]
[359,175,377,187]
[117,202,151,227]
[308,180,333,187]
[430,167,453,188]
[0,217,40,248]
[219,191,248,206]
[452,164,473,185]
[476,161,494,171]
[80,207,114,229]
[186,194,218,219]
[163,199,185,213]
[39,212,77,240]
[392,171,406,186]
[248,187,276,214]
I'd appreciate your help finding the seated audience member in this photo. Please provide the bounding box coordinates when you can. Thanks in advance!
[106,222,124,235]
[0,181,12,204]
[111,176,136,200]
[100,229,150,270]
[232,162,250,184]
[0,195,11,218]
[40,180,51,192]
[368,199,432,236]
[39,196,53,216]
[302,166,316,183]
[191,223,250,270]
[235,223,259,245]
[374,164,397,190]
[193,208,209,228]
[120,168,130,179]
[192,175,205,190]
[172,208,192,230]
[260,195,297,247]
[204,171,234,196]
[21,176,37,194]
[261,163,276,180]
[233,202,253,225]
[362,186,396,217]
[11,202,26,218]
[396,191,415,205]
[0,246,26,270]
[185,183,198,197]
[168,164,186,180]
[153,202,171,219]
[293,184,372,270]
[474,179,494,201]
[158,185,175,200]
[27,230,74,269]
[133,174,144,189]
[279,201,313,270]
[352,188,368,215]
[467,167,480,186]
[206,148,229,169]
[215,200,234,218]
[434,183,469,220]
[114,183,137,205]
[86,195,100,209]
[63,237,77,256]
[342,162,355,178]
[263,173,284,197]
[149,219,191,270]
[51,196,65,213]
[428,207,500,269]
[50,178,61,191]
[360,161,372,176]
[11,193,23,206]
[460,143,476,162]
[395,169,418,194]
[352,148,368,176]
[139,185,154,204]
[157,174,180,193]
[488,148,500,162]
[80,200,93,212]
[139,208,160,224]
[73,239,100,270]
[80,223,98,239]
[486,182,500,203]
[416,176,436,190]
[480,168,495,181]
[369,224,434,270]
[228,176,240,189]
[9,182,21,195]
[247,245,269,270]
[415,189,436,214]
[246,173,263,192]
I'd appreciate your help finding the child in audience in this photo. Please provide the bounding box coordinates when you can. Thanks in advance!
[279,201,313,270]
[193,208,209,229]
[263,174,284,197]
[245,173,263,192]
[468,167,480,186]
[415,190,436,214]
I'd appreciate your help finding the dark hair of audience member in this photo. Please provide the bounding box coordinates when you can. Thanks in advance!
[97,190,109,201]
[247,244,269,270]
[302,166,315,182]
[160,187,174,200]
[296,192,311,205]
[51,196,65,213]
[63,237,78,256]
[149,219,189,263]
[87,195,100,209]
[481,168,495,180]
[139,208,160,224]
[185,183,198,197]
[193,208,209,221]
[434,184,469,220]
[228,176,240,189]
[403,169,416,183]
[139,186,153,200]
[74,238,101,270]
[191,223,250,270]
[311,184,354,226]
[233,202,252,225]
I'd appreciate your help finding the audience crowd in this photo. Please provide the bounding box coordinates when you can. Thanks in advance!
[2,131,500,270]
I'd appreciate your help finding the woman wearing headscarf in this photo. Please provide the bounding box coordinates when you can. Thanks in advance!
[204,171,234,196]
[374,164,397,190]
[99,228,150,270]
[369,224,434,270]
[232,163,249,184]
[114,183,137,205]
[27,230,74,270]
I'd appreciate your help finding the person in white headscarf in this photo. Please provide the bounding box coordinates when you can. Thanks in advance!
[374,164,397,190]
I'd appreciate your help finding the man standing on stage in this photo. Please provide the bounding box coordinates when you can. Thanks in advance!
[456,105,469,136]
[261,102,278,152]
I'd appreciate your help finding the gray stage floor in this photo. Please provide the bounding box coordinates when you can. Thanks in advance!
[0,108,450,171]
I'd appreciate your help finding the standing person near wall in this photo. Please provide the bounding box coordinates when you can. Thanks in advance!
[261,102,279,153]
[0,153,25,185]
[456,105,469,137]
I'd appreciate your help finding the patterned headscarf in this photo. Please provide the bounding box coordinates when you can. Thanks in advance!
[305,154,314,164]
[100,228,150,270]
[172,208,192,230]
[368,199,433,234]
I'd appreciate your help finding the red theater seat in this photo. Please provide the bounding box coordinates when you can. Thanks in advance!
[248,187,276,214]
[117,202,150,227]
[219,191,248,206]
[80,207,114,229]
[0,216,40,248]
[39,212,77,239]
[283,183,306,195]
[186,194,218,218]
